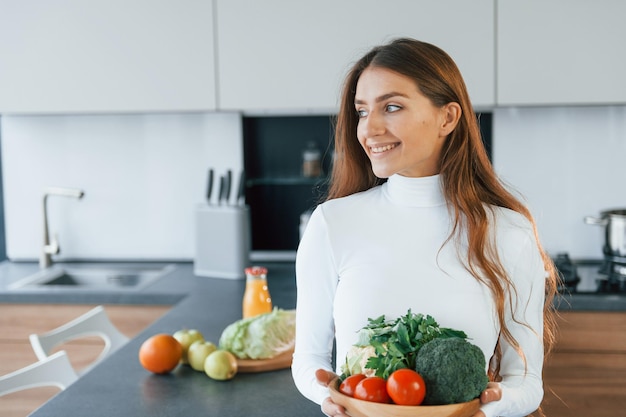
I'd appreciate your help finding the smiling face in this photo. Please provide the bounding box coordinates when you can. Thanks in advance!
[354,66,460,178]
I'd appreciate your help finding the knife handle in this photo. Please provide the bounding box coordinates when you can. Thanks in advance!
[224,170,232,204]
[236,170,246,206]
[206,168,214,204]
[218,175,225,205]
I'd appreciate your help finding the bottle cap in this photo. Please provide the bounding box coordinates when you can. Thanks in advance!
[245,266,267,276]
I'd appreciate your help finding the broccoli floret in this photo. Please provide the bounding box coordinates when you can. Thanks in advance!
[414,337,489,405]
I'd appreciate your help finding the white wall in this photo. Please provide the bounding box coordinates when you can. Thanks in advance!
[493,106,626,259]
[1,112,243,261]
[2,106,624,261]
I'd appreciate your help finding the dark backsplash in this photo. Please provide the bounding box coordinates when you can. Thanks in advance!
[243,115,334,251]
[242,113,492,252]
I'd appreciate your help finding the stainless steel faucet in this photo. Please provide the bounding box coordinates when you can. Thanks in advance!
[40,187,85,269]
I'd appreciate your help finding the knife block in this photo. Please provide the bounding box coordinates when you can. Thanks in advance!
[194,205,251,279]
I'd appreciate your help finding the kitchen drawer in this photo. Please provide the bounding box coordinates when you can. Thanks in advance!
[554,312,626,353]
[540,351,626,417]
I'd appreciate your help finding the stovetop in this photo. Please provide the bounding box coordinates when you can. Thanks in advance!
[554,254,626,294]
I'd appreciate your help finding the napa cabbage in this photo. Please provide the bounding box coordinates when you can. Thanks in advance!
[218,308,296,360]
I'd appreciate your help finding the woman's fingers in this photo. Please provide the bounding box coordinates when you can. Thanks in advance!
[469,382,501,417]
[322,397,349,417]
[315,369,335,387]
[317,370,347,417]
[480,381,502,404]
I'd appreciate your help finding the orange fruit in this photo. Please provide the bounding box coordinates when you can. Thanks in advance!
[139,333,183,374]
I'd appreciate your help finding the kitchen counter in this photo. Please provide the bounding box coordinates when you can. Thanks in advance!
[1,260,626,416]
[3,261,324,417]
[2,259,626,311]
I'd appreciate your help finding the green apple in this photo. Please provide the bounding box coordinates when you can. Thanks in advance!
[173,329,205,364]
[204,350,238,380]
[188,340,217,371]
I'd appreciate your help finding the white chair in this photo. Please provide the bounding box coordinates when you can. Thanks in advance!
[0,350,78,397]
[29,305,129,374]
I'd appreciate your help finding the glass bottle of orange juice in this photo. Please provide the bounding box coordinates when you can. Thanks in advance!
[242,266,272,318]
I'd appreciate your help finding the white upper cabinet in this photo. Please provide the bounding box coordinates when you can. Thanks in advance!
[216,0,495,113]
[497,0,626,106]
[0,0,216,114]
[3,1,624,114]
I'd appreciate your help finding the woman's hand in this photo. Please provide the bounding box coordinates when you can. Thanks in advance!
[471,382,502,417]
[315,369,349,417]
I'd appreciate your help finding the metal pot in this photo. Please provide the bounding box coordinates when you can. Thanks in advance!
[585,209,626,258]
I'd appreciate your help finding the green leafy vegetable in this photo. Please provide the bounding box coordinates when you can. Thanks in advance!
[218,308,295,359]
[347,310,467,379]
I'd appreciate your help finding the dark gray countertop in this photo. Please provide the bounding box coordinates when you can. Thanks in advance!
[2,259,625,417]
[554,292,626,312]
[2,259,625,311]
[10,261,325,417]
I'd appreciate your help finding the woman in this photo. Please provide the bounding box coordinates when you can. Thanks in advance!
[291,38,558,417]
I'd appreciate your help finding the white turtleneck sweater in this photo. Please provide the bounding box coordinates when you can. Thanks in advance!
[292,174,546,417]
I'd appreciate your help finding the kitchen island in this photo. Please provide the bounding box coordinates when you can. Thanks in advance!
[2,260,625,417]
[1,262,324,417]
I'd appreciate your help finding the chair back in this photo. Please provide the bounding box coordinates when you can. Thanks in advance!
[29,305,129,374]
[0,351,78,397]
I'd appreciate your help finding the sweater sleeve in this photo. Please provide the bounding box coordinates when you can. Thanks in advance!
[481,230,546,417]
[291,205,338,405]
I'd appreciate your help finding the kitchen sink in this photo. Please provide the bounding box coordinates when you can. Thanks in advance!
[8,263,176,291]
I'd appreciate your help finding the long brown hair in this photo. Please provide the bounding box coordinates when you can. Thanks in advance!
[329,38,559,378]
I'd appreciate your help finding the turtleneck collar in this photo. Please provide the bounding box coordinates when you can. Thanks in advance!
[382,174,446,207]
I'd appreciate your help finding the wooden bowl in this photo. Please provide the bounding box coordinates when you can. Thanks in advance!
[329,377,481,417]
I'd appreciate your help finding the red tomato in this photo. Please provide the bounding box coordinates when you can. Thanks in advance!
[339,374,367,397]
[354,376,392,403]
[386,368,426,405]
